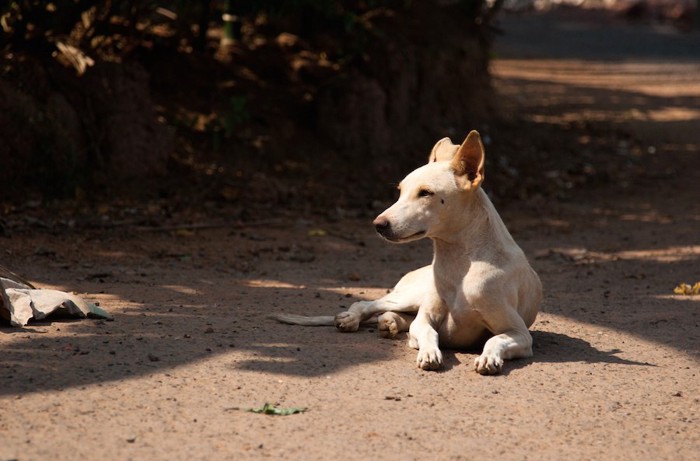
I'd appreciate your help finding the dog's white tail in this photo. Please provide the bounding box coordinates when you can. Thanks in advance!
[270,313,380,327]
[270,313,336,326]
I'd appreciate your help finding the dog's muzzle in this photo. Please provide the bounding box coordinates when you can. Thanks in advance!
[373,216,425,242]
[373,216,392,238]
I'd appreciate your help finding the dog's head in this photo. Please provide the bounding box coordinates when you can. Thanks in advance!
[373,130,485,243]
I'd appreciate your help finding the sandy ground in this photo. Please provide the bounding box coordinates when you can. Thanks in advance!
[2,12,700,461]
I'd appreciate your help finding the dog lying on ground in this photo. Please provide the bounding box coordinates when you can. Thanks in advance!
[273,131,542,374]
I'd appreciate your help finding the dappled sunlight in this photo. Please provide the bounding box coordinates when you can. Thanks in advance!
[645,107,700,122]
[245,279,308,290]
[322,286,387,297]
[656,294,700,302]
[161,284,202,295]
[93,250,133,259]
[540,218,572,230]
[493,60,700,98]
[27,281,79,293]
[492,57,700,150]
[588,202,700,225]
[613,246,700,263]
[548,245,700,264]
[527,108,700,125]
[243,278,387,300]
[617,210,675,224]
[655,295,700,309]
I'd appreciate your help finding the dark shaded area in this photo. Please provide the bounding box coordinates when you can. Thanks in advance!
[0,0,500,211]
[0,1,665,222]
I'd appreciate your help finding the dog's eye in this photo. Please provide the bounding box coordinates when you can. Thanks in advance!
[417,189,434,198]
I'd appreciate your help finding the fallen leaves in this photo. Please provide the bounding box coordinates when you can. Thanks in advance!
[673,282,700,296]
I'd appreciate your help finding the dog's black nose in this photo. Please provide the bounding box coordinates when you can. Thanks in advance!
[373,216,391,235]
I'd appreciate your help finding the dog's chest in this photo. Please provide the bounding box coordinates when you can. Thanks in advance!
[435,277,490,348]
[439,308,487,348]
[435,275,471,313]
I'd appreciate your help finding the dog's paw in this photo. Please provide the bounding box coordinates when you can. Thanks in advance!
[474,353,503,375]
[334,311,360,332]
[416,347,443,370]
[377,312,401,338]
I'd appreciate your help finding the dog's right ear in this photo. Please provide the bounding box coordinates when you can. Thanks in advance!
[451,130,485,189]
[428,137,458,163]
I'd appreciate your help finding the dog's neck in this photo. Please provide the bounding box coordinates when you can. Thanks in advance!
[431,188,518,266]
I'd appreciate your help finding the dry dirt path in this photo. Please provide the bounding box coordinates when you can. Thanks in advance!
[2,11,699,461]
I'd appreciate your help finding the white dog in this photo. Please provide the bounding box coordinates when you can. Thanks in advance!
[273,131,542,374]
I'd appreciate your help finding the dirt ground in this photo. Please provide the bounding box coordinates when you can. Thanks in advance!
[2,10,699,461]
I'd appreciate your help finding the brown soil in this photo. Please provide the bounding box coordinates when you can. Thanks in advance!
[1,10,699,461]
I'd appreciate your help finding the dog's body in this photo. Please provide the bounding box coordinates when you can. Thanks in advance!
[273,131,542,374]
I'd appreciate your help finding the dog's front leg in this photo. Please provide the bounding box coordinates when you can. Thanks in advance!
[409,300,446,370]
[475,308,533,375]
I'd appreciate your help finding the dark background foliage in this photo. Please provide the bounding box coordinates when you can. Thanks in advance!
[0,1,501,207]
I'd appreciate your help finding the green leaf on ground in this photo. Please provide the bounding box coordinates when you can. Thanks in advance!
[248,403,307,415]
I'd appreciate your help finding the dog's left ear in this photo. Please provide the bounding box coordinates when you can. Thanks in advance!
[451,130,485,189]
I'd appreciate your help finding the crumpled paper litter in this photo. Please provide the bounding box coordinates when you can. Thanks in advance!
[0,270,111,327]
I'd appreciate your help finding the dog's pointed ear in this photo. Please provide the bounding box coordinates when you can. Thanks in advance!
[428,137,458,163]
[451,130,485,188]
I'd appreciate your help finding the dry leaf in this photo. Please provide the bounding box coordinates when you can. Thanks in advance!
[673,282,700,296]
